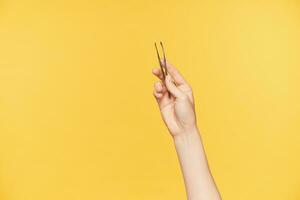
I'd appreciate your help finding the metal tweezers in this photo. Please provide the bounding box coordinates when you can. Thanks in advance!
[155,41,171,97]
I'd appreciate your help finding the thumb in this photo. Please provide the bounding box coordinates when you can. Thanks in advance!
[165,75,186,100]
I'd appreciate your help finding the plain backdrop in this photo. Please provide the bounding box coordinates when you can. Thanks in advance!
[0,0,300,199]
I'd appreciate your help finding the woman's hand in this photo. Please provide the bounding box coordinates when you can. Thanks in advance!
[152,61,221,200]
[152,61,198,138]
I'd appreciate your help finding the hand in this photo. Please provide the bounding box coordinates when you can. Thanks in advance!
[152,61,198,138]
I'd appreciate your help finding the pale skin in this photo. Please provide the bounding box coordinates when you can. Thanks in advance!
[152,61,221,200]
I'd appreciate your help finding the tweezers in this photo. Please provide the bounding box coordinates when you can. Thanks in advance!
[155,41,171,97]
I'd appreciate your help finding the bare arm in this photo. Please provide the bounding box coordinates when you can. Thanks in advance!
[152,62,221,200]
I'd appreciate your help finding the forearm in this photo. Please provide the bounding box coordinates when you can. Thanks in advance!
[151,61,221,199]
[173,129,221,200]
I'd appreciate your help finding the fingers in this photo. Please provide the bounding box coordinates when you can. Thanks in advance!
[165,75,187,100]
[153,81,174,110]
[152,63,192,103]
[153,81,167,100]
[154,81,164,93]
[153,91,163,99]
[152,68,164,80]
[161,60,190,87]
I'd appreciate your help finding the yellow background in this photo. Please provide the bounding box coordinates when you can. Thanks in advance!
[0,0,300,199]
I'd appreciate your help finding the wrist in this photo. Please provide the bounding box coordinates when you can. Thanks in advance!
[173,128,201,147]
